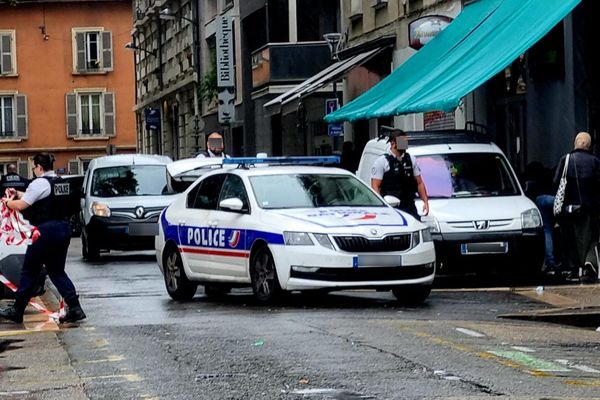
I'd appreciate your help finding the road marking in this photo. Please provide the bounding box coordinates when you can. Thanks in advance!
[94,338,109,348]
[555,359,600,374]
[81,354,125,364]
[487,351,570,372]
[456,328,485,338]
[511,346,535,353]
[82,373,142,382]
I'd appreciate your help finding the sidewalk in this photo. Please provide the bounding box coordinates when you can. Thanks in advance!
[500,283,600,328]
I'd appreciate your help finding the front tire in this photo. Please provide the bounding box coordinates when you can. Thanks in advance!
[392,284,432,305]
[250,246,281,303]
[164,248,197,301]
[81,228,100,261]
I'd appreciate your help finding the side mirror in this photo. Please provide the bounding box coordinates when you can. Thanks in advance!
[383,195,401,208]
[219,197,244,212]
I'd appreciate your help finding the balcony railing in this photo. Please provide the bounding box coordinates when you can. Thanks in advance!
[251,42,332,89]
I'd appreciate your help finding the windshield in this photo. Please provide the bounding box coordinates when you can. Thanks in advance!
[91,165,170,197]
[417,153,520,198]
[250,174,385,209]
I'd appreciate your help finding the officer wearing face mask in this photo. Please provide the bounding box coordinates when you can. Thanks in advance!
[371,129,429,221]
[196,132,231,159]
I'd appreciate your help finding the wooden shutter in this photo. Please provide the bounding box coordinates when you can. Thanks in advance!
[75,32,86,72]
[102,31,113,71]
[68,159,80,175]
[16,94,28,138]
[66,93,78,137]
[1,34,13,75]
[17,160,28,179]
[103,92,115,136]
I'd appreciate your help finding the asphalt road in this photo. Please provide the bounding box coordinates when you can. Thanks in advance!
[3,241,600,399]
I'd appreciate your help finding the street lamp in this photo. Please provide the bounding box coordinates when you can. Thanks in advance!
[159,7,195,25]
[323,33,344,152]
[125,42,156,56]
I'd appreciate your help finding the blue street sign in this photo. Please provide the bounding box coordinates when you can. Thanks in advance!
[144,108,161,130]
[328,123,344,137]
[325,98,339,115]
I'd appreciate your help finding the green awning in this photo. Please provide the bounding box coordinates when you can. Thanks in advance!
[325,0,581,123]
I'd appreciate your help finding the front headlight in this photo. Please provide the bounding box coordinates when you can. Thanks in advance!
[313,233,334,250]
[92,202,111,217]
[422,217,440,234]
[421,228,433,242]
[521,208,542,229]
[411,231,420,247]
[283,232,314,246]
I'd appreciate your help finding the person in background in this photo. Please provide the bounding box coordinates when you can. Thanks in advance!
[0,153,86,324]
[554,132,600,281]
[0,163,29,193]
[196,132,230,158]
[340,141,359,173]
[371,129,429,221]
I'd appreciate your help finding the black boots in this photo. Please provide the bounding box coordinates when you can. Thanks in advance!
[60,298,86,323]
[0,301,27,324]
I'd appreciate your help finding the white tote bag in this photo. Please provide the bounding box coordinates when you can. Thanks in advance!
[553,154,570,216]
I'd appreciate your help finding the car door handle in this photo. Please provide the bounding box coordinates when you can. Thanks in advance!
[178,220,186,226]
[208,221,218,228]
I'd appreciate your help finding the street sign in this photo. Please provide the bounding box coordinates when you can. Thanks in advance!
[144,108,160,130]
[325,98,339,115]
[328,124,344,137]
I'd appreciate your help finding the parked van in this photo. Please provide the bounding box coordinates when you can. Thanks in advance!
[80,154,173,260]
[357,130,544,276]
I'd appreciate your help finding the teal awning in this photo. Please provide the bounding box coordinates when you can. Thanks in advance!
[325,0,581,123]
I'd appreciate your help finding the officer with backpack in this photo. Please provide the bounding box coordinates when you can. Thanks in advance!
[0,152,86,324]
[371,129,429,221]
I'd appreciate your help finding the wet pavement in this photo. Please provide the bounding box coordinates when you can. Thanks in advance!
[1,241,599,399]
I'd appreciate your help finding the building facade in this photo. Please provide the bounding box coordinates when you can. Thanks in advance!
[0,0,136,177]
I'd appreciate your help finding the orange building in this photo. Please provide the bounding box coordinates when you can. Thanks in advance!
[0,0,135,177]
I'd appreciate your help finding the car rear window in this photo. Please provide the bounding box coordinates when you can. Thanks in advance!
[91,165,170,197]
[417,153,520,198]
[250,173,385,209]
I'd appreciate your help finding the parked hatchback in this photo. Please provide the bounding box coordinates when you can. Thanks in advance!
[357,130,544,277]
[80,154,173,260]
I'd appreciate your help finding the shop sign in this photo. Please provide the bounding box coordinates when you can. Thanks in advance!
[217,15,235,124]
[409,15,453,50]
[144,108,160,130]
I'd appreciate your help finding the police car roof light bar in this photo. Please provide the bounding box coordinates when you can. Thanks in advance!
[223,156,340,167]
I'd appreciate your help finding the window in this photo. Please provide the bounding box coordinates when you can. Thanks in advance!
[65,91,115,137]
[91,165,170,197]
[219,175,249,212]
[222,0,234,10]
[0,94,27,139]
[0,31,16,76]
[189,174,226,209]
[72,28,113,73]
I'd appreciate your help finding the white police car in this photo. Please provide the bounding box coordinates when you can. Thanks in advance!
[156,157,436,304]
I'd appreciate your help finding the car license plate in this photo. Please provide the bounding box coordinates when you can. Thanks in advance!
[128,223,158,236]
[461,242,508,255]
[356,255,402,267]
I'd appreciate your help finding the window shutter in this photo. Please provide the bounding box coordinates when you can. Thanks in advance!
[102,31,113,71]
[68,159,80,175]
[17,161,28,179]
[1,34,13,74]
[75,32,86,72]
[16,94,28,138]
[103,92,115,136]
[66,93,78,137]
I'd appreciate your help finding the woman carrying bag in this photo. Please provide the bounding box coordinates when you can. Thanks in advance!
[553,132,600,281]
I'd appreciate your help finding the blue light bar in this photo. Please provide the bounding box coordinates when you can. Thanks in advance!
[223,156,340,166]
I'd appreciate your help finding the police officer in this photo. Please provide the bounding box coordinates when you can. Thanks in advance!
[196,132,230,158]
[0,163,29,192]
[0,153,86,324]
[371,129,429,220]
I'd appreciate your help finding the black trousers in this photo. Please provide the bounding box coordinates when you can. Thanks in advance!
[559,210,599,273]
[16,220,77,305]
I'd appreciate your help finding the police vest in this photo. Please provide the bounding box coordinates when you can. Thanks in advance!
[380,153,417,203]
[23,177,72,226]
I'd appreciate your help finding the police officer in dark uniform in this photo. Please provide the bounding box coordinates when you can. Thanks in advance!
[0,163,29,192]
[371,129,429,221]
[196,132,231,158]
[0,153,86,324]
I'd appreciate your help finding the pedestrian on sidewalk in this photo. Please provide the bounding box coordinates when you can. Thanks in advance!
[0,152,86,324]
[554,132,600,281]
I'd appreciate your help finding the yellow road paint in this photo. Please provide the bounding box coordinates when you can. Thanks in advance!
[94,338,110,348]
[82,354,125,364]
[84,326,96,331]
[564,379,600,387]
[82,373,143,382]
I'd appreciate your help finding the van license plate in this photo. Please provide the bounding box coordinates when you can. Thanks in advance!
[461,242,508,255]
[128,223,158,236]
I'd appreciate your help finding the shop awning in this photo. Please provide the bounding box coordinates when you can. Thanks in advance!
[264,47,386,112]
[325,0,581,123]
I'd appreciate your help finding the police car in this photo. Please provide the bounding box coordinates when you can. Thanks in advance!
[156,157,436,304]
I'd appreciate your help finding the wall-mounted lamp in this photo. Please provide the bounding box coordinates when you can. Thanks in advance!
[125,42,156,56]
[159,7,196,25]
[38,25,49,41]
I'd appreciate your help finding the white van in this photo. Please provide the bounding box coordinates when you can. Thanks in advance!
[357,131,544,276]
[80,154,174,260]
